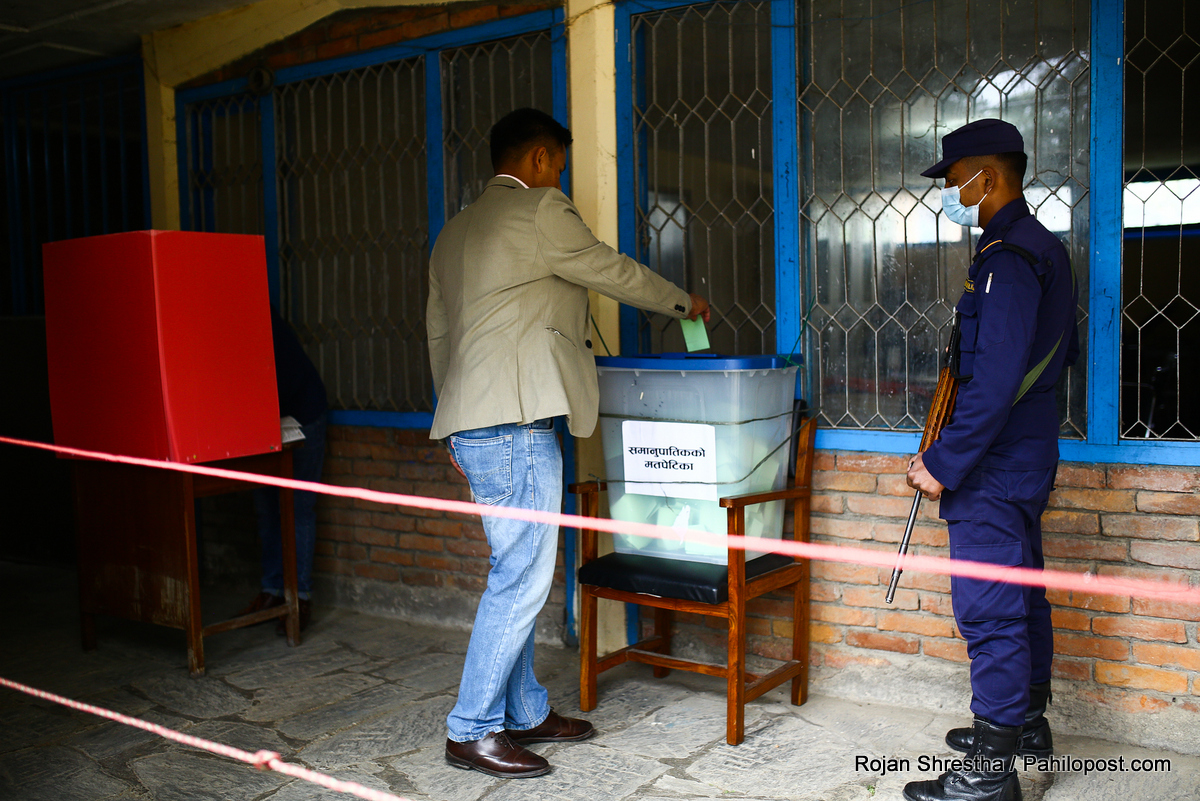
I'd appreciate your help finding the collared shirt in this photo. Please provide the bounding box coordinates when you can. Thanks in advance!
[921,198,1079,490]
[495,173,529,189]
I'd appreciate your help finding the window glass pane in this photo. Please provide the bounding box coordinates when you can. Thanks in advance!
[442,32,555,219]
[799,0,1090,435]
[276,60,430,414]
[632,0,775,356]
[1121,0,1200,440]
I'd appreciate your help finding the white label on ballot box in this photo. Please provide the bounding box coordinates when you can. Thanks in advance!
[622,420,718,502]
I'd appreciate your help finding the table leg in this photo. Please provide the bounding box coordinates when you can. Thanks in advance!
[279,450,300,646]
[182,474,205,676]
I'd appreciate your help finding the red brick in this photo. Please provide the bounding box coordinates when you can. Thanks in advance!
[877,611,955,638]
[336,543,368,561]
[416,519,463,538]
[329,441,375,459]
[1042,536,1128,562]
[1061,592,1131,613]
[359,26,414,51]
[319,524,354,543]
[810,623,843,643]
[412,480,467,501]
[448,574,485,593]
[1131,642,1200,671]
[919,592,955,617]
[1048,488,1136,513]
[894,569,950,593]
[370,513,416,532]
[814,472,877,492]
[836,453,911,474]
[873,521,948,548]
[1131,597,1200,622]
[877,474,915,497]
[1041,510,1101,535]
[811,495,845,514]
[324,457,353,476]
[315,556,352,575]
[810,583,840,602]
[370,549,414,566]
[812,516,875,541]
[1051,657,1092,681]
[1108,465,1200,493]
[1095,564,1191,587]
[1130,541,1200,570]
[814,453,837,471]
[324,508,371,527]
[847,494,923,519]
[1095,662,1188,694]
[354,529,397,547]
[842,585,918,610]
[923,638,969,663]
[817,646,893,669]
[354,562,400,582]
[811,562,879,585]
[812,603,876,627]
[1050,608,1092,631]
[446,539,490,558]
[397,533,443,552]
[416,554,462,572]
[1136,490,1200,515]
[846,630,919,654]
[353,460,396,477]
[1055,632,1129,661]
[1102,514,1199,541]
[1055,463,1106,489]
[401,12,451,40]
[1092,616,1187,643]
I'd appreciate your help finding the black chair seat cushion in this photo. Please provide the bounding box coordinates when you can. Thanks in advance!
[578,551,795,605]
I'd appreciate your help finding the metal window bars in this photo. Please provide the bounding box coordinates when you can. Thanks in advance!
[797,0,1090,436]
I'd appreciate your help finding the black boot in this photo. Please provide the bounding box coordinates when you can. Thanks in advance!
[903,717,1023,801]
[946,682,1052,758]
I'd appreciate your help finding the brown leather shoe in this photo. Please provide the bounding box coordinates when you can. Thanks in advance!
[445,731,550,778]
[276,598,311,635]
[506,710,594,744]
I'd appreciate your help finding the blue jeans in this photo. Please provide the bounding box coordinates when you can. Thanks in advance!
[254,413,327,599]
[445,418,561,742]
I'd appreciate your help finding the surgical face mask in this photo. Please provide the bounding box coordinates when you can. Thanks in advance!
[940,169,988,227]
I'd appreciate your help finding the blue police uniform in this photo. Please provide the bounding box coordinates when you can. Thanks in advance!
[921,198,1079,728]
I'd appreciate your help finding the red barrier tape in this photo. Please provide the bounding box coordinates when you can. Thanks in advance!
[2,435,1197,605]
[0,676,412,801]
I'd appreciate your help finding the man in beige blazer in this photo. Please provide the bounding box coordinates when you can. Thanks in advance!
[429,108,709,778]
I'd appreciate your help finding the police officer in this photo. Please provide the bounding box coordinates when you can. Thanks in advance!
[905,119,1079,801]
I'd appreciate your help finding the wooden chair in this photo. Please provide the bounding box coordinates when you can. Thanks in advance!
[572,415,816,745]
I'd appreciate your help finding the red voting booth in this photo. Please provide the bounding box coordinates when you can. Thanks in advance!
[43,230,281,462]
[42,231,300,675]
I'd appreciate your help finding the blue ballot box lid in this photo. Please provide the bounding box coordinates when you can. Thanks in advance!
[595,353,797,372]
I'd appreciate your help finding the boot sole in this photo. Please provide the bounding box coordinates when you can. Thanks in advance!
[445,754,551,778]
[508,729,596,745]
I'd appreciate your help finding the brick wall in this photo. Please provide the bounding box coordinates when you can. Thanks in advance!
[313,424,568,640]
[654,453,1200,745]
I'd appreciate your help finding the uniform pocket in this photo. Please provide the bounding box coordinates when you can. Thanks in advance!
[978,279,1013,346]
[955,292,979,377]
[950,541,1028,622]
[449,434,513,505]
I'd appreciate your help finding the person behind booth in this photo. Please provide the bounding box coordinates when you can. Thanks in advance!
[904,119,1079,801]
[241,306,328,633]
[426,107,710,779]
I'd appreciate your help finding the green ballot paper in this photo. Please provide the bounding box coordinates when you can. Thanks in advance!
[681,316,710,352]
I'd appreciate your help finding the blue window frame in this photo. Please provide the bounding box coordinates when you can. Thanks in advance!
[614,0,1198,467]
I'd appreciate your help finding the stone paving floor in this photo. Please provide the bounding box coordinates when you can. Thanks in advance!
[2,560,1198,801]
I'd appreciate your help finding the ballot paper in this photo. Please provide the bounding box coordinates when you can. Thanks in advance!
[281,415,306,444]
[680,317,710,351]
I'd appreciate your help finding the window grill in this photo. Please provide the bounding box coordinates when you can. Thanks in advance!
[630,0,777,356]
[441,31,555,220]
[180,94,264,237]
[1121,0,1199,441]
[798,0,1090,435]
[275,60,430,414]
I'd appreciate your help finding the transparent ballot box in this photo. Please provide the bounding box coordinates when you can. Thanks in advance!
[595,355,800,565]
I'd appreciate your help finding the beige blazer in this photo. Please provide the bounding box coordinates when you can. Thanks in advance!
[427,176,691,440]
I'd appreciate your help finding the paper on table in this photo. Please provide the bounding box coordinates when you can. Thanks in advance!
[281,415,306,444]
[680,317,710,352]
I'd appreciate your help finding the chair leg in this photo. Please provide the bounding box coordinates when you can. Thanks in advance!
[580,587,598,712]
[726,600,746,745]
[652,607,672,678]
[792,560,810,706]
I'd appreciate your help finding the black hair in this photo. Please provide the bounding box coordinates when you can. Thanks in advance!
[489,108,572,171]
[963,151,1028,185]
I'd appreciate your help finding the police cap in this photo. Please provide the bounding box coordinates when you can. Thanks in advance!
[921,118,1025,179]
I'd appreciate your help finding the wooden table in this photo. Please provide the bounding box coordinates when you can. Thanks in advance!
[73,449,299,675]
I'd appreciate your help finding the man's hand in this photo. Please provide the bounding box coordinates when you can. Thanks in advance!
[688,293,711,322]
[906,452,945,501]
